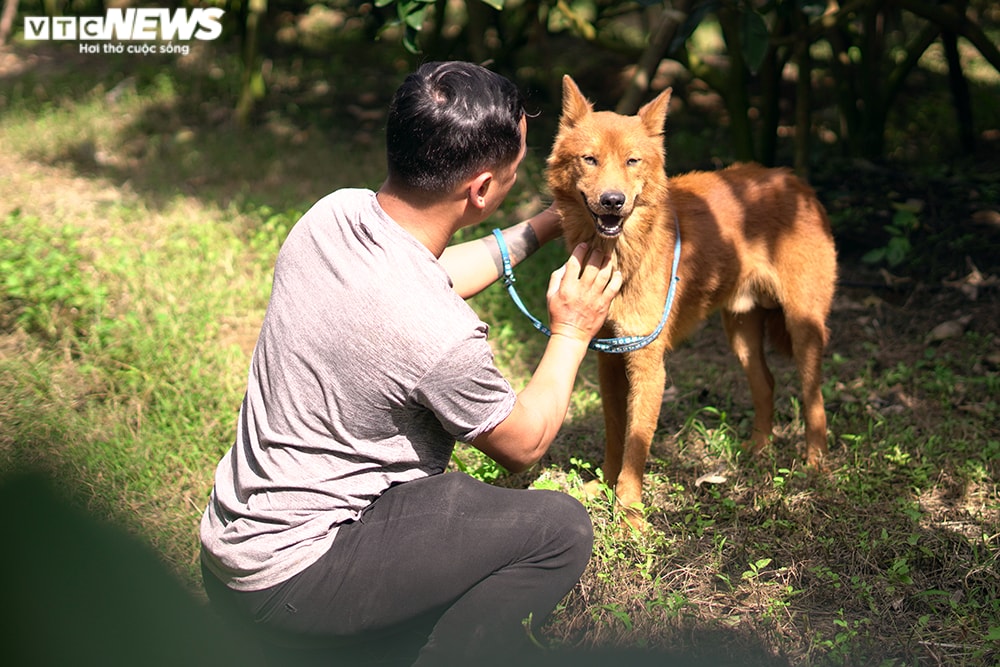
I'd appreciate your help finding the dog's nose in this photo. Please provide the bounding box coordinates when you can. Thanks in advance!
[600,191,626,211]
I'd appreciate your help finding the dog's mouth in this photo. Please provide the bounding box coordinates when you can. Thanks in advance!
[582,191,628,238]
[591,211,625,238]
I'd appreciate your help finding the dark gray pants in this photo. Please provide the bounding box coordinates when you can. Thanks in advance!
[202,472,593,666]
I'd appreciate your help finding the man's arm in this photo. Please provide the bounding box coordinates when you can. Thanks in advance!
[472,243,622,472]
[440,206,562,299]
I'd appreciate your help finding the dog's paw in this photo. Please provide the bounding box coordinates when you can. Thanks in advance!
[739,439,768,458]
[805,449,832,473]
[620,508,649,535]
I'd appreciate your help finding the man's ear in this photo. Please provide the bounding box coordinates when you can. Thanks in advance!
[468,171,493,210]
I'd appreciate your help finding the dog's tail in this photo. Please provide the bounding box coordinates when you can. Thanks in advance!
[765,309,794,357]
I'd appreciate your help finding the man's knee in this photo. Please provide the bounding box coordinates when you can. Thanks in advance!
[533,490,594,568]
[434,473,594,570]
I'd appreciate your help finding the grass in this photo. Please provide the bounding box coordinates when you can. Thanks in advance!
[2,40,999,666]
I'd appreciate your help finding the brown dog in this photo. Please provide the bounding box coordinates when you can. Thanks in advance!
[546,76,837,527]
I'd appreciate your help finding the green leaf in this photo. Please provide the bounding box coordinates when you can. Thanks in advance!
[601,604,634,630]
[861,248,886,265]
[740,9,770,74]
[480,0,504,10]
[403,25,422,53]
[403,5,427,29]
[885,236,911,267]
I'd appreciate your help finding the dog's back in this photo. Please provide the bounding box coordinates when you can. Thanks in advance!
[667,163,837,350]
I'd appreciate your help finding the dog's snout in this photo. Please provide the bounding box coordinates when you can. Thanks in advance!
[600,191,626,211]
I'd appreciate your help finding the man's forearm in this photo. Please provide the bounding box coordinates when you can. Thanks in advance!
[471,332,590,473]
[440,207,561,299]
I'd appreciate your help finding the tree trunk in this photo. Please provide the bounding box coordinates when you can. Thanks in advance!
[793,25,812,176]
[942,29,975,152]
[616,4,689,115]
[0,0,18,46]
[899,0,1000,74]
[235,0,267,128]
[717,4,755,162]
[756,11,789,168]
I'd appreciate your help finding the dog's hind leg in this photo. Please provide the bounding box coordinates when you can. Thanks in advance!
[722,308,775,456]
[785,313,830,466]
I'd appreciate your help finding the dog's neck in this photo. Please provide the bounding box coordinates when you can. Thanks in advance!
[587,235,620,262]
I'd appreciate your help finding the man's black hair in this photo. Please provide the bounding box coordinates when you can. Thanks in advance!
[385,61,526,194]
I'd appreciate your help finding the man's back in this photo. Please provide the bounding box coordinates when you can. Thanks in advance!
[200,188,515,591]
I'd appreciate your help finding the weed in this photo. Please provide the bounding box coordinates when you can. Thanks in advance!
[0,210,108,340]
[742,557,774,582]
[862,201,922,268]
[451,446,506,483]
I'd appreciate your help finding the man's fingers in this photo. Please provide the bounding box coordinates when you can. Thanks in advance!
[552,244,619,296]
[582,249,619,298]
[566,243,588,277]
[545,244,622,342]
[573,247,611,295]
[605,269,623,297]
[547,264,567,297]
[550,242,590,294]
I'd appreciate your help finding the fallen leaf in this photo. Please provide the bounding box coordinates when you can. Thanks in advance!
[942,259,999,301]
[695,466,729,487]
[971,209,1000,228]
[925,315,973,344]
[879,269,912,287]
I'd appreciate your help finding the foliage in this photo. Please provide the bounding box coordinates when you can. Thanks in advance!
[222,0,1000,169]
[861,201,922,268]
[374,0,505,53]
[7,0,998,165]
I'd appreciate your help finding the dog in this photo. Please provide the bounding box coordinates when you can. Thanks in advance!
[546,76,838,528]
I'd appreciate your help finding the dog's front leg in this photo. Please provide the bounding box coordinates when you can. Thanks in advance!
[616,344,667,530]
[595,350,628,490]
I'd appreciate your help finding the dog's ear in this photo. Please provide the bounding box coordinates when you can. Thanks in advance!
[637,87,672,136]
[560,75,592,127]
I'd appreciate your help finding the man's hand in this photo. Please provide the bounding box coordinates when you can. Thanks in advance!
[471,243,622,473]
[546,243,622,343]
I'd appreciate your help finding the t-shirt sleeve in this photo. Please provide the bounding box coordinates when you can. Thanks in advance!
[411,333,517,443]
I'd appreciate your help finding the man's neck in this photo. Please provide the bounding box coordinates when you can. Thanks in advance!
[375,184,469,258]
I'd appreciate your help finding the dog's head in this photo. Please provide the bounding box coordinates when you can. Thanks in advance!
[546,76,671,243]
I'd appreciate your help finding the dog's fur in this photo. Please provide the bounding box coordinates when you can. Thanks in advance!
[546,76,838,527]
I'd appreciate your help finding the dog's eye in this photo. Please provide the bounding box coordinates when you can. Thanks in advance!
[583,156,598,166]
[627,158,641,167]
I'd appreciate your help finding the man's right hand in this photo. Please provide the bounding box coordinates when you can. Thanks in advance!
[546,243,622,343]
[471,243,621,474]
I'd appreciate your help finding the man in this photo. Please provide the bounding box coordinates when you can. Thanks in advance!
[200,61,622,665]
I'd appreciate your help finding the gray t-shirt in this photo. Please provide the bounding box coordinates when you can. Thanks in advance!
[200,189,517,591]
